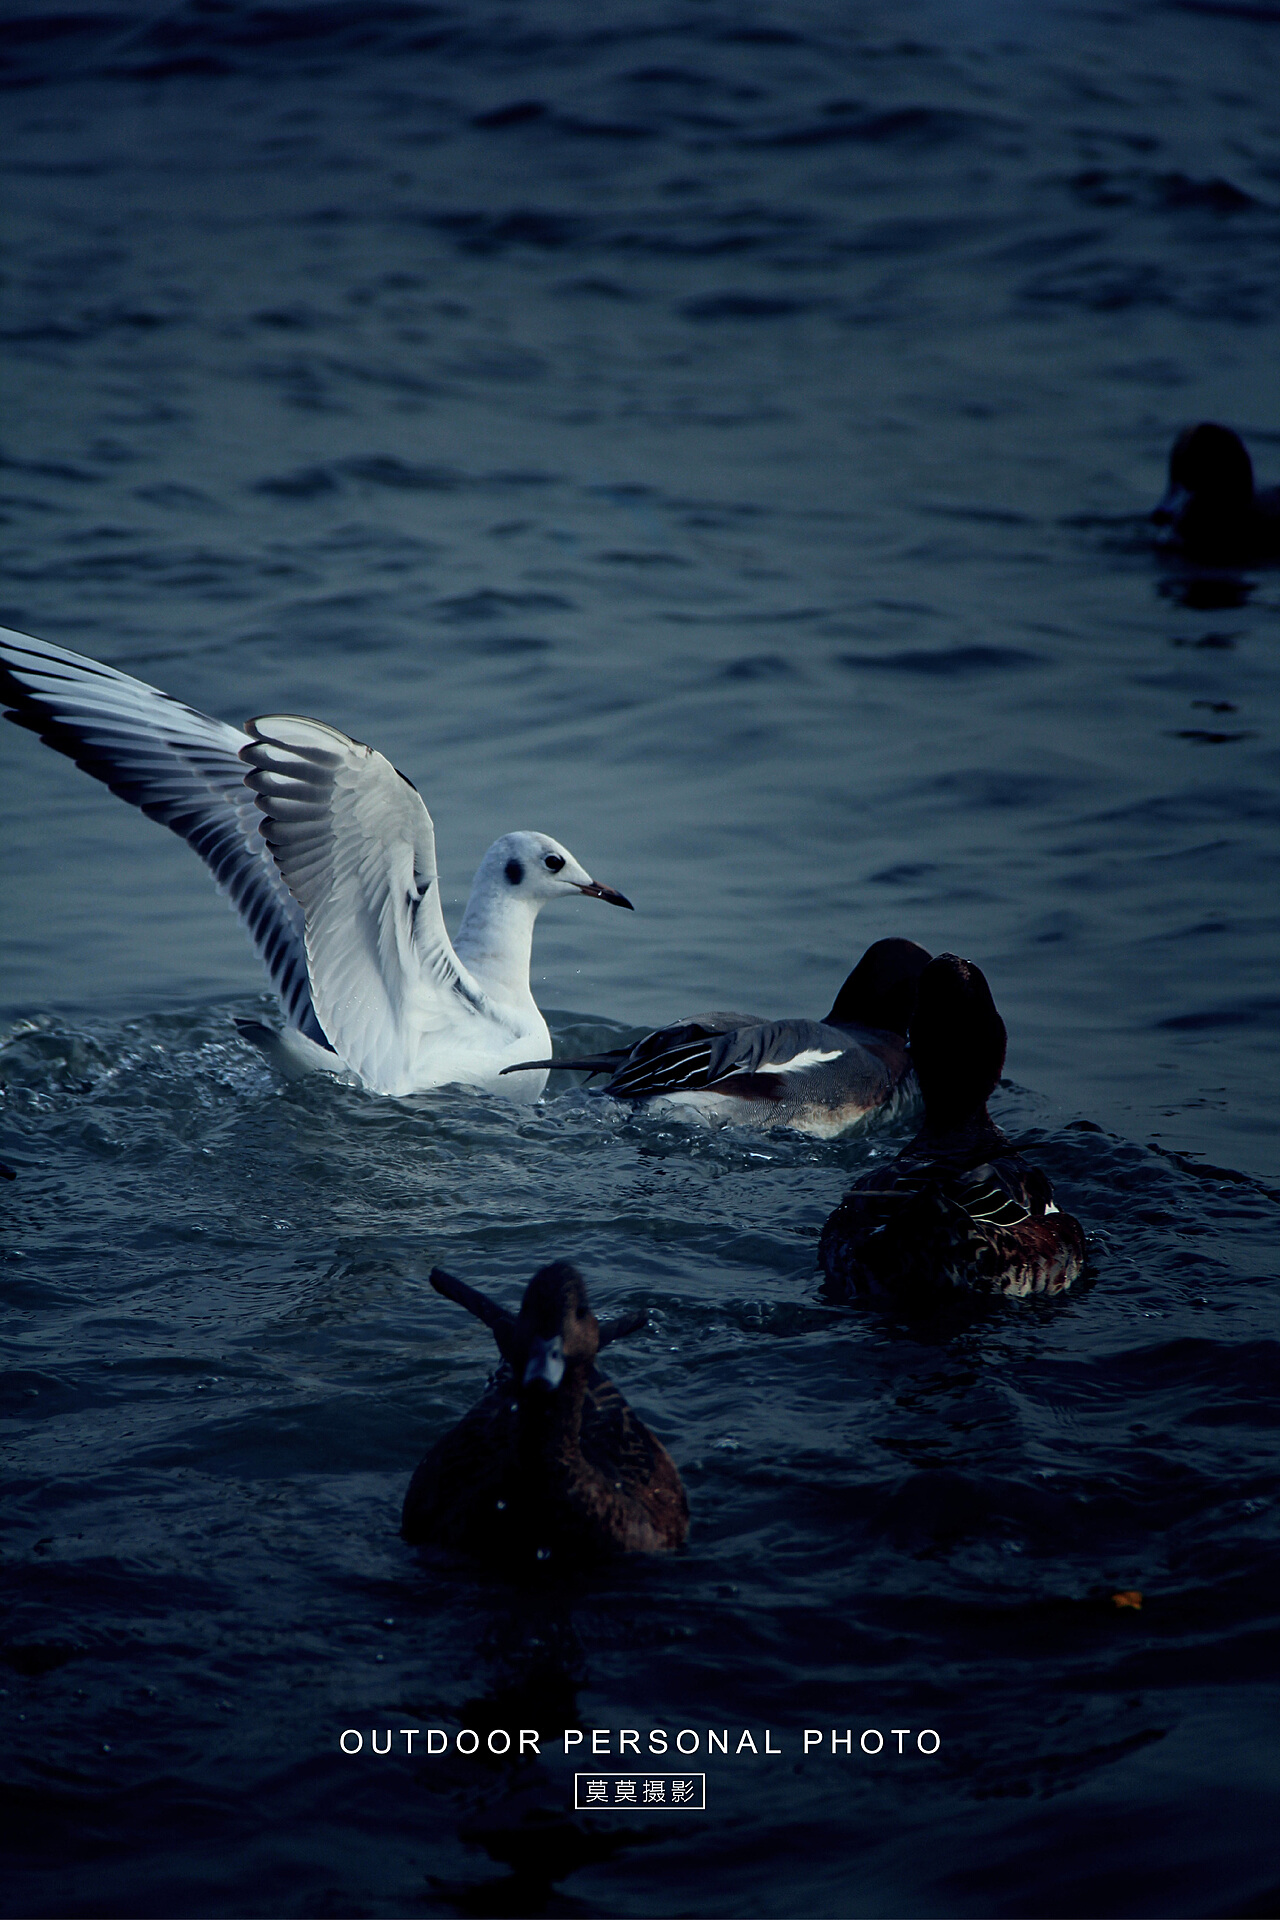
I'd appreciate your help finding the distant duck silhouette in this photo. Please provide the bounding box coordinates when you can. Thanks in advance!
[502,937,931,1137]
[1153,423,1280,563]
[402,1261,688,1562]
[819,955,1086,1304]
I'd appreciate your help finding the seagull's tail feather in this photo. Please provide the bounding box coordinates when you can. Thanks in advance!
[233,1017,353,1082]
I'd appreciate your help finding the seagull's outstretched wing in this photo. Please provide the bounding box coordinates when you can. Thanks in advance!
[241,716,490,1095]
[0,626,325,1043]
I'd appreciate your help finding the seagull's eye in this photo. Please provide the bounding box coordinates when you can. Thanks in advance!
[544,853,565,873]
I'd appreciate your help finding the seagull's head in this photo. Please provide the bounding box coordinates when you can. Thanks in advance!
[485,831,633,912]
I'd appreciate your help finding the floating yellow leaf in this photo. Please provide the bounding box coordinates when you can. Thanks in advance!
[1112,1590,1143,1611]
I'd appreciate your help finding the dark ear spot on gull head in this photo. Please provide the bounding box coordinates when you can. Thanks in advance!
[504,856,524,886]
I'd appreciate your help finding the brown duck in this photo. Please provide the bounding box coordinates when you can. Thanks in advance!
[819,955,1086,1304]
[402,1261,688,1562]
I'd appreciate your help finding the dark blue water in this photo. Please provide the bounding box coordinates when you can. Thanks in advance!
[3,3,1280,1914]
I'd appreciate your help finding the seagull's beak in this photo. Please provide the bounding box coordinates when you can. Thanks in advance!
[574,880,634,910]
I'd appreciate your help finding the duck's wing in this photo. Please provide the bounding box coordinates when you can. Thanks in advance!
[579,1011,776,1098]
[943,1161,1034,1228]
[0,627,324,1043]
[608,1015,857,1100]
[931,1159,1084,1297]
[500,1014,754,1086]
[597,1307,648,1349]
[851,1148,1030,1218]
[240,716,491,1095]
[580,1373,673,1486]
[921,1137,1058,1226]
[580,1369,689,1547]
[401,1382,515,1548]
[429,1267,518,1360]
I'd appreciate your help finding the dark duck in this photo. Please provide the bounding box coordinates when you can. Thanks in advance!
[1153,422,1280,563]
[402,1261,688,1562]
[818,954,1086,1304]
[502,937,931,1138]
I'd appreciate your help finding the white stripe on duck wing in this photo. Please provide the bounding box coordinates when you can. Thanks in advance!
[0,627,634,1100]
[505,937,932,1137]
[819,954,1087,1304]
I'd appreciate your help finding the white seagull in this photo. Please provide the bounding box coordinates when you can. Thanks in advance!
[0,627,633,1099]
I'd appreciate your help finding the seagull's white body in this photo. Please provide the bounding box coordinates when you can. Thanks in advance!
[0,629,631,1100]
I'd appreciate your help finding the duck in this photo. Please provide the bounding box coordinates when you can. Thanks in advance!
[0,627,632,1099]
[401,1261,688,1561]
[818,953,1086,1303]
[501,937,932,1137]
[1152,422,1280,563]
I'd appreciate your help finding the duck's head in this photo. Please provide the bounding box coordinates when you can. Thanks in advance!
[825,937,933,1035]
[478,832,633,912]
[514,1260,599,1393]
[908,953,1007,1128]
[1155,423,1255,545]
[428,1261,646,1388]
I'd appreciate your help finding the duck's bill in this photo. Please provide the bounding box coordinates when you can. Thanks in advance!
[523,1335,566,1391]
[1152,483,1191,525]
[575,880,634,909]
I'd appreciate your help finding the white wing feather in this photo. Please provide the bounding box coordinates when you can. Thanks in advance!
[0,626,324,1042]
[240,716,492,1095]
